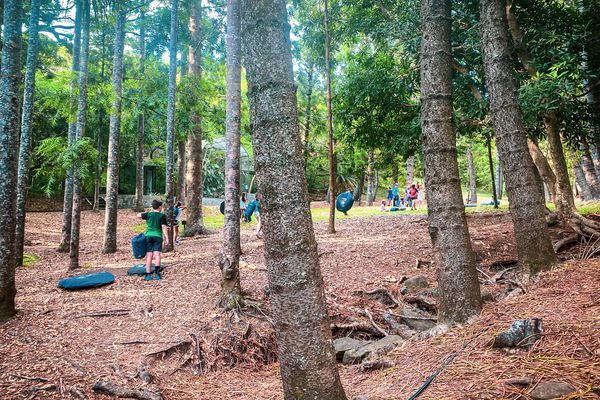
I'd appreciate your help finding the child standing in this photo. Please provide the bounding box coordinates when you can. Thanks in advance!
[137,199,168,281]
[173,201,185,245]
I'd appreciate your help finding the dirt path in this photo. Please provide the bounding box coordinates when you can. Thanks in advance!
[0,208,598,399]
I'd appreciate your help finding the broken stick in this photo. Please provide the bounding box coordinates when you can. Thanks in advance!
[93,381,161,400]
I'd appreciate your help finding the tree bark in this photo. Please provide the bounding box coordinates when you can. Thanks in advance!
[15,0,41,267]
[366,149,375,206]
[177,138,186,202]
[324,0,336,234]
[420,0,481,323]
[241,1,347,398]
[579,140,600,198]
[135,7,146,212]
[102,9,126,254]
[487,139,498,209]
[303,63,314,163]
[218,0,243,310]
[573,162,591,201]
[183,0,206,237]
[353,172,365,205]
[466,142,477,204]
[406,155,415,186]
[0,0,22,322]
[527,138,557,203]
[58,0,82,252]
[480,0,557,275]
[163,0,179,251]
[69,0,91,270]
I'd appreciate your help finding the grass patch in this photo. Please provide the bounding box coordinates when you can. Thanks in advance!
[577,201,600,215]
[23,253,40,267]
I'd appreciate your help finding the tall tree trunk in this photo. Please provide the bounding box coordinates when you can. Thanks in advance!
[177,138,186,201]
[135,7,146,212]
[466,142,477,204]
[573,162,592,201]
[163,0,179,251]
[58,0,82,252]
[421,0,481,323]
[366,149,375,206]
[184,0,206,237]
[480,0,557,275]
[102,9,126,254]
[406,155,415,186]
[580,140,600,198]
[69,0,91,270]
[241,1,347,398]
[218,0,243,310]
[353,172,365,205]
[495,150,503,199]
[487,139,498,209]
[15,0,41,266]
[591,144,600,179]
[391,161,399,185]
[94,26,108,213]
[506,1,575,218]
[324,0,336,234]
[527,138,557,203]
[303,63,314,163]
[0,0,22,322]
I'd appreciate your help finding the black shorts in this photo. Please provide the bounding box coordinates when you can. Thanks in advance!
[146,235,163,253]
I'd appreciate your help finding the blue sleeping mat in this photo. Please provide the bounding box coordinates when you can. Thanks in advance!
[58,271,115,291]
[481,200,501,206]
[127,264,165,276]
[465,204,477,208]
[131,233,147,259]
[336,192,354,214]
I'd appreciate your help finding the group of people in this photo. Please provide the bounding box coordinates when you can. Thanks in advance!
[384,183,424,211]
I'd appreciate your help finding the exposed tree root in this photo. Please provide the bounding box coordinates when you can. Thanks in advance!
[553,234,579,253]
[353,287,402,308]
[92,381,161,400]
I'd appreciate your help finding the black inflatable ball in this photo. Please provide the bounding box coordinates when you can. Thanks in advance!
[220,200,225,215]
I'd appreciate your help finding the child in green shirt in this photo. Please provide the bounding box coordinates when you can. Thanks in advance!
[137,199,167,281]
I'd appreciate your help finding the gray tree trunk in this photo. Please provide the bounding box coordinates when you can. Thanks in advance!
[15,0,41,266]
[163,0,179,251]
[527,138,557,203]
[495,150,503,199]
[102,9,126,254]
[177,138,186,201]
[480,0,557,275]
[573,162,592,201]
[324,0,336,234]
[241,1,347,398]
[183,0,206,237]
[353,172,365,205]
[135,7,146,212]
[0,0,23,322]
[303,63,314,162]
[406,155,415,186]
[420,0,481,324]
[69,0,91,270]
[466,142,477,204]
[58,0,82,252]
[366,149,375,206]
[218,0,243,310]
[591,145,600,179]
[580,140,600,198]
[487,139,499,208]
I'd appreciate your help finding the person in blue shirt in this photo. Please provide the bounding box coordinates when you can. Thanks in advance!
[392,183,399,207]
[173,201,185,245]
[387,186,393,206]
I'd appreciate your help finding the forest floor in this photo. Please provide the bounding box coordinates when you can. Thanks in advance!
[0,205,599,399]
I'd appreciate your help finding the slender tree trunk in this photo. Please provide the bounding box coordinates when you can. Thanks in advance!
[218,0,243,310]
[421,0,481,323]
[391,161,399,185]
[15,0,41,266]
[495,150,503,199]
[406,155,415,186]
[135,8,146,212]
[366,149,375,206]
[177,139,186,201]
[58,0,82,252]
[69,0,90,270]
[580,140,600,198]
[480,0,557,275]
[241,1,347,398]
[324,0,336,234]
[591,144,600,179]
[0,0,22,322]
[163,0,179,251]
[94,28,107,213]
[303,63,314,162]
[102,9,126,254]
[183,0,206,237]
[466,142,477,204]
[487,139,498,209]
[527,138,557,203]
[573,162,591,201]
[353,172,365,205]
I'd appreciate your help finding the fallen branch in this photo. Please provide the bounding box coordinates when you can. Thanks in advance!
[363,308,388,337]
[318,250,334,257]
[404,295,437,313]
[330,322,384,337]
[137,363,152,384]
[69,385,87,400]
[92,381,161,400]
[145,340,192,359]
[75,309,131,318]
